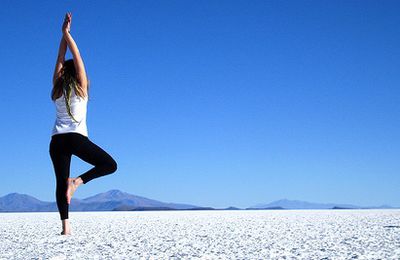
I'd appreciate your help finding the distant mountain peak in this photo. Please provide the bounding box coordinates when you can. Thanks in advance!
[0,192,50,211]
[105,189,126,196]
[82,189,129,202]
[4,192,23,197]
[2,192,40,201]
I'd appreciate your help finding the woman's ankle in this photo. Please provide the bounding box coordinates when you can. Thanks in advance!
[61,219,71,234]
[62,219,69,226]
[75,177,83,186]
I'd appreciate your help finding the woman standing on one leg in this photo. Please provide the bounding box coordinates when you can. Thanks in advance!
[49,12,117,235]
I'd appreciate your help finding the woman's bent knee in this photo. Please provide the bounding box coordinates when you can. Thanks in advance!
[107,159,117,174]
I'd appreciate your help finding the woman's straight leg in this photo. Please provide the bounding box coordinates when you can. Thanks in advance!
[49,137,72,220]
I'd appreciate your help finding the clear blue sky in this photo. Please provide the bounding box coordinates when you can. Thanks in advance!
[0,0,399,208]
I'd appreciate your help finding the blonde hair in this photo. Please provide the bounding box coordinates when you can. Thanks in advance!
[51,59,88,122]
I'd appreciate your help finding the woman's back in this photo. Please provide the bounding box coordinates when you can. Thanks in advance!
[52,88,88,137]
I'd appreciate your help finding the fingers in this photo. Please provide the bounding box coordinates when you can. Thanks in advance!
[64,12,72,22]
[62,12,72,33]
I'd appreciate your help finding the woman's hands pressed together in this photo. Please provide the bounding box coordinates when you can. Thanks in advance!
[62,12,72,35]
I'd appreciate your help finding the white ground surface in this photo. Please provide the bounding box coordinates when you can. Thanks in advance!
[0,210,399,259]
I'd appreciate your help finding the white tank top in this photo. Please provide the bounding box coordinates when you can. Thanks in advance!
[52,89,88,137]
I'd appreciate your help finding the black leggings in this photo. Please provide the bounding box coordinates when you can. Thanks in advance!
[49,133,117,220]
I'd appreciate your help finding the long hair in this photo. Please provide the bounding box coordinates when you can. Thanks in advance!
[51,59,88,122]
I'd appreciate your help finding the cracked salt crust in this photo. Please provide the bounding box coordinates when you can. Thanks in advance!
[0,210,399,259]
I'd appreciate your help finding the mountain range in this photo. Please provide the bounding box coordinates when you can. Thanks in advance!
[248,199,395,210]
[0,190,198,212]
[0,190,396,212]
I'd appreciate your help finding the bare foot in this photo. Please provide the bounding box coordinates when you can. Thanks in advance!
[66,178,79,204]
[60,230,71,235]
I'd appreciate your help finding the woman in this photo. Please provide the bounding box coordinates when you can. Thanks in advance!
[49,12,117,235]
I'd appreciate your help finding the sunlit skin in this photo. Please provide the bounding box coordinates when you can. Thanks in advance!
[53,12,88,235]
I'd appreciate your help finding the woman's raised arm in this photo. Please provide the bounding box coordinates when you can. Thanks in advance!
[62,12,88,94]
[52,37,67,86]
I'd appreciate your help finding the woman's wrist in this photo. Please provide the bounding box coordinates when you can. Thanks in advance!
[63,31,72,40]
